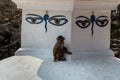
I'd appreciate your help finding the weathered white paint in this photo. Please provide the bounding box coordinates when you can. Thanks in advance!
[71,10,111,51]
[1,49,120,80]
[74,1,119,10]
[11,0,119,51]
[21,10,72,50]
[12,0,74,11]
[0,56,43,80]
[12,0,119,10]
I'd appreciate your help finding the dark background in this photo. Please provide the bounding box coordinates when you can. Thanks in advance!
[0,0,21,60]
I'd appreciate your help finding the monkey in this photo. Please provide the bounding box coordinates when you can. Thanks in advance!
[53,35,65,62]
[53,35,72,62]
[63,47,72,55]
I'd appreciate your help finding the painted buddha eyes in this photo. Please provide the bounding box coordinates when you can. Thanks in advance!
[48,15,68,26]
[25,12,109,35]
[25,14,68,26]
[76,16,91,28]
[75,16,109,28]
[25,12,68,33]
[75,14,109,36]
[95,16,109,27]
[26,14,43,24]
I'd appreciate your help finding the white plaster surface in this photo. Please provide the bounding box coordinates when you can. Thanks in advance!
[0,56,43,80]
[12,0,118,52]
[12,0,74,11]
[21,8,111,51]
[74,0,119,11]
[21,10,72,50]
[71,10,111,51]
[12,0,119,10]
[0,49,120,80]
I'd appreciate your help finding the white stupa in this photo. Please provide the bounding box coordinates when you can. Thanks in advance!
[0,0,120,80]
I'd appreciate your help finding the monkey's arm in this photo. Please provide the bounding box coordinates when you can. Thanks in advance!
[63,47,72,54]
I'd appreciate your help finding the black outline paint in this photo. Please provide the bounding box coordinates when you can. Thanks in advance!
[48,15,68,26]
[26,14,43,24]
[75,15,109,36]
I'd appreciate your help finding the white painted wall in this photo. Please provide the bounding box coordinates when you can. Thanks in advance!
[21,9,72,50]
[12,0,74,11]
[71,10,111,51]
[21,9,111,51]
[12,0,118,52]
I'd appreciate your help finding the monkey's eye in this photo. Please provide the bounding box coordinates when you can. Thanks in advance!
[26,14,43,24]
[76,16,91,28]
[48,15,68,26]
[95,16,109,27]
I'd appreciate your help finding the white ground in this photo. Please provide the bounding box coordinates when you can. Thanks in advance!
[0,48,120,80]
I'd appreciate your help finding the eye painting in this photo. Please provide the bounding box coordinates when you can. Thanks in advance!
[75,11,109,36]
[95,16,109,27]
[25,14,43,24]
[76,16,91,28]
[25,11,69,33]
[48,15,68,26]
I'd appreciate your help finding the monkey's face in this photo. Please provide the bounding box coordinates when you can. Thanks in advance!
[56,35,65,43]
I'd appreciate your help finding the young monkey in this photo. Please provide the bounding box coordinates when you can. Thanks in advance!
[53,35,72,62]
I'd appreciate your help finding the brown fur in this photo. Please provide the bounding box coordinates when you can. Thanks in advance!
[53,35,65,62]
[53,35,72,62]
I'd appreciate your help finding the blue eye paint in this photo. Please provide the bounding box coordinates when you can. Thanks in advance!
[76,11,109,36]
[90,11,96,36]
[43,10,49,33]
[25,11,68,33]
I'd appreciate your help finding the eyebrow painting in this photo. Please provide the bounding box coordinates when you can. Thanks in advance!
[25,11,109,36]
[25,11,68,33]
[76,11,109,36]
[26,14,43,24]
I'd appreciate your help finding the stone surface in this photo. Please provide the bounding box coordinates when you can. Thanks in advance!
[0,49,120,80]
